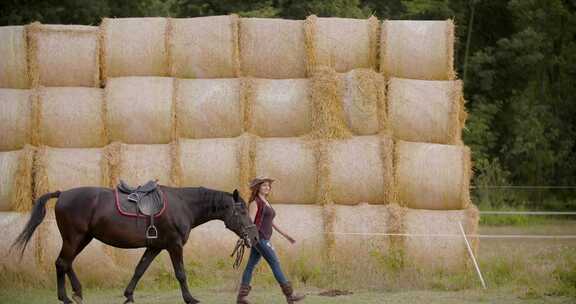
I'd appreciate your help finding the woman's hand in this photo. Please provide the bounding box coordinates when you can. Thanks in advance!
[273,223,296,244]
[285,235,296,244]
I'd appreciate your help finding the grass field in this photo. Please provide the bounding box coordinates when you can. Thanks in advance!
[1,219,575,303]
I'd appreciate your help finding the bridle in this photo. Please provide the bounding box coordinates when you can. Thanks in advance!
[226,201,258,269]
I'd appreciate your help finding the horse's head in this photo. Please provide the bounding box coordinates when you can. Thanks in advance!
[224,189,259,247]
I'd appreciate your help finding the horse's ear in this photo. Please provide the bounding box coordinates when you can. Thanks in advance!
[232,189,239,202]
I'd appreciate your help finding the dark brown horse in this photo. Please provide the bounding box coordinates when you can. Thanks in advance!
[12,185,259,304]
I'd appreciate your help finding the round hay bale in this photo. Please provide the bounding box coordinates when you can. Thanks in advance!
[0,151,21,211]
[106,77,174,144]
[37,87,105,148]
[177,79,242,139]
[240,18,306,78]
[0,147,33,212]
[28,24,99,87]
[381,20,455,80]
[403,206,478,271]
[33,147,107,206]
[169,15,239,78]
[270,204,325,257]
[251,79,311,137]
[328,136,394,204]
[0,26,29,88]
[388,78,464,144]
[340,69,386,135]
[255,138,317,204]
[0,89,32,150]
[117,144,174,186]
[101,18,168,81]
[305,16,379,73]
[179,138,241,192]
[0,212,39,274]
[395,141,471,210]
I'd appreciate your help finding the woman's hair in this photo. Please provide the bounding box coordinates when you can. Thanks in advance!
[248,187,259,206]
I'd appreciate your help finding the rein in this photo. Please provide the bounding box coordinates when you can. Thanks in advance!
[230,238,247,269]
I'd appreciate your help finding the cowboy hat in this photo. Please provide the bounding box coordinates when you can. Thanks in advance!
[249,177,275,189]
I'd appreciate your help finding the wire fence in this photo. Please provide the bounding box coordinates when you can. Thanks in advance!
[326,187,576,289]
[471,185,576,189]
[328,212,576,290]
[327,232,576,239]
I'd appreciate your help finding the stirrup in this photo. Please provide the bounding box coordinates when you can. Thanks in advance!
[146,225,158,239]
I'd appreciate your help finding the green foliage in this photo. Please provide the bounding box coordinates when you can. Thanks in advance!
[370,248,405,274]
[237,2,281,18]
[554,265,576,297]
[401,0,454,19]
[281,0,372,18]
[288,255,323,285]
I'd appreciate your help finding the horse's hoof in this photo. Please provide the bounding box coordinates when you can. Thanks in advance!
[72,294,83,304]
[59,297,73,304]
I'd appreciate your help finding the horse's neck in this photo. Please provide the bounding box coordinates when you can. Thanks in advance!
[188,188,229,226]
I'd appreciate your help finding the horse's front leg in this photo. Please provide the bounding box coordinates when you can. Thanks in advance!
[123,247,162,304]
[168,245,198,304]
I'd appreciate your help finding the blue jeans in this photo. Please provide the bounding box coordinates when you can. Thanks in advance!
[240,239,288,285]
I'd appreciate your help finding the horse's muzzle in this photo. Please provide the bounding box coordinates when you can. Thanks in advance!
[243,225,259,248]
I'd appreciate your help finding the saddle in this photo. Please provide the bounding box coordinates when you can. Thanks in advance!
[115,179,166,239]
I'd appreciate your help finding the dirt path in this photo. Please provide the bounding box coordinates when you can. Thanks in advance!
[1,287,574,304]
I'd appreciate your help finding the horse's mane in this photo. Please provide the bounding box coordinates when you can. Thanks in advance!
[199,187,230,214]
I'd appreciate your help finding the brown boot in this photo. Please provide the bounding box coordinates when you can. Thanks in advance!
[237,284,251,304]
[280,282,305,303]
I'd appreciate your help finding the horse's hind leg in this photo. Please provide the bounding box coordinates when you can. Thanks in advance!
[67,269,83,303]
[123,247,161,304]
[56,243,76,303]
[56,234,92,304]
[68,236,93,304]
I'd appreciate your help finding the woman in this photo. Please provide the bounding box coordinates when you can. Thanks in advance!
[237,177,306,304]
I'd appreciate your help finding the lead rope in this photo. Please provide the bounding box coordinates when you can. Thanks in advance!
[230,239,246,269]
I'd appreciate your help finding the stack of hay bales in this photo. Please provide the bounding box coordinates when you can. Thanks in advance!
[0,22,129,278]
[0,15,479,279]
[381,19,477,271]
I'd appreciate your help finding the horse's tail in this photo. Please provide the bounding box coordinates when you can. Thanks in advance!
[11,191,61,258]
